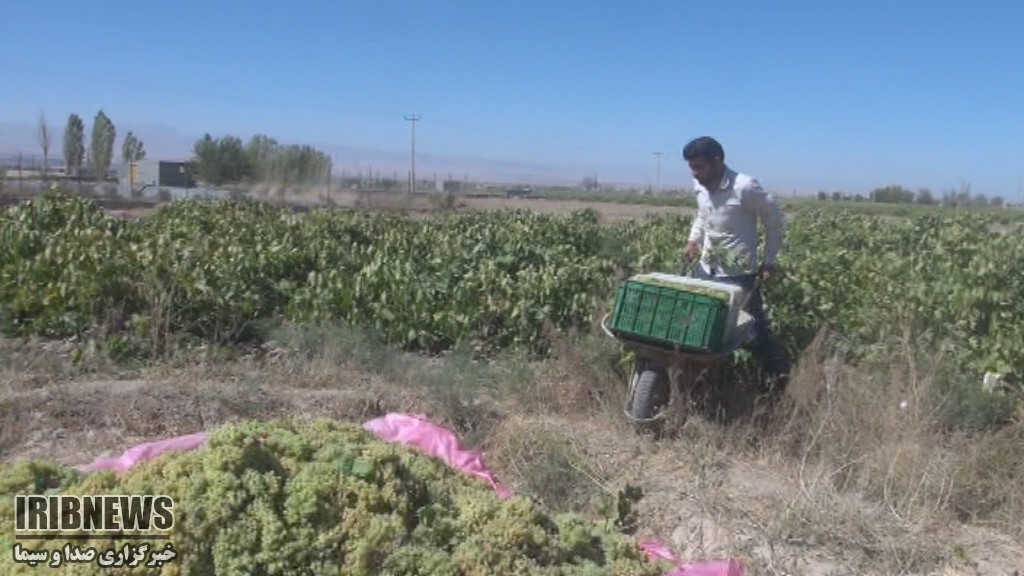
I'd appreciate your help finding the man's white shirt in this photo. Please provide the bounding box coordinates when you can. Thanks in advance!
[687,167,785,277]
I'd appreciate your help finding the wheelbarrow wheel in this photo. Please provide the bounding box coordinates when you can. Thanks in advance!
[628,359,670,436]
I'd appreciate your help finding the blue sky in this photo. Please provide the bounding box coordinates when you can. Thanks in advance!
[3,0,1023,198]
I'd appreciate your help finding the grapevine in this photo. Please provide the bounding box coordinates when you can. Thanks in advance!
[1,192,1022,381]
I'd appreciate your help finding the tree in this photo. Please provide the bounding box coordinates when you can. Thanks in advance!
[941,183,975,208]
[192,134,250,186]
[192,134,218,183]
[190,132,332,187]
[89,110,116,180]
[38,112,50,181]
[121,131,146,164]
[62,114,85,178]
[869,185,914,203]
[267,144,332,185]
[246,134,280,182]
[242,134,332,186]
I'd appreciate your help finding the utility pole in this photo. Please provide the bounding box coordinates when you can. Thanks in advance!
[653,152,662,194]
[404,114,420,196]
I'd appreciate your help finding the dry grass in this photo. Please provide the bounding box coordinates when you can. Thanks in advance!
[482,414,610,515]
[0,321,1021,575]
[0,401,28,461]
[522,322,632,418]
[768,329,1023,538]
[708,327,1024,574]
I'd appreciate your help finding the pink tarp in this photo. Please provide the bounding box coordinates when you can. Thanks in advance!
[76,431,209,474]
[363,413,515,499]
[74,414,743,576]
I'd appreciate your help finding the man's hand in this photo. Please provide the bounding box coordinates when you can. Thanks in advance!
[679,241,700,275]
[758,263,779,282]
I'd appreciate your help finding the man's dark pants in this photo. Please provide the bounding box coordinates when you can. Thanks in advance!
[692,266,792,384]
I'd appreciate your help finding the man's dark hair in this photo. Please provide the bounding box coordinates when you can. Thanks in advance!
[682,137,725,162]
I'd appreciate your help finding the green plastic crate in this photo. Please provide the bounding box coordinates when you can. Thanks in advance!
[609,280,729,353]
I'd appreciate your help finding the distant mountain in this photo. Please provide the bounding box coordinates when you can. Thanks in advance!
[0,121,645,188]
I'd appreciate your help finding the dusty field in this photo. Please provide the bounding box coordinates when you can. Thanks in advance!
[9,185,1021,234]
[66,192,697,222]
[1,330,1021,576]
[458,197,697,220]
[320,190,698,221]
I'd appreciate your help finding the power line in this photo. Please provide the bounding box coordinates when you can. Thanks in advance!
[6,63,404,122]
[6,64,679,162]
[653,152,662,194]
[404,114,420,196]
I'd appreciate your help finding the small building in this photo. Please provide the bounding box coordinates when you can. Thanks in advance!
[118,160,197,196]
[437,180,463,193]
[505,186,532,198]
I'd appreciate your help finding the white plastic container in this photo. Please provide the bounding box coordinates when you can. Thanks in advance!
[630,272,748,345]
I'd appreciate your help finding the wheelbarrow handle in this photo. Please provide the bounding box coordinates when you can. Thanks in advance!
[679,255,763,312]
[600,313,615,339]
[738,274,761,311]
[677,254,694,276]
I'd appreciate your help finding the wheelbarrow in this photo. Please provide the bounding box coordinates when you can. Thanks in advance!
[600,265,759,435]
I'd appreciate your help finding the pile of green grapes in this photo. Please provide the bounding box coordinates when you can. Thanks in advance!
[0,419,669,575]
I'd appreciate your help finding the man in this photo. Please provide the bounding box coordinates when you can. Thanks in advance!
[682,136,791,385]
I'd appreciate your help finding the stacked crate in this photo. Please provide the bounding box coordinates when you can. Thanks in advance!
[607,273,745,353]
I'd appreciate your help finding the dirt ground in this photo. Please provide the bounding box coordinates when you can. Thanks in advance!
[1,337,1020,576]
[324,191,698,222]
[14,187,1020,235]
[457,197,697,220]
[91,192,696,222]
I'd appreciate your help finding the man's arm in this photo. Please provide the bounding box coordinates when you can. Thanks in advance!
[741,179,784,271]
[686,200,706,258]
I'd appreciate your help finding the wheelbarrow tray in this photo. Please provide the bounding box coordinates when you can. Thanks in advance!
[603,310,755,433]
[601,311,753,367]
